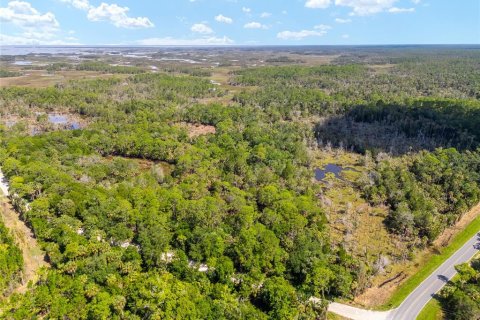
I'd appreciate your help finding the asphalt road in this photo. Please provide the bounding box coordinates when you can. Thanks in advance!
[390,232,480,320]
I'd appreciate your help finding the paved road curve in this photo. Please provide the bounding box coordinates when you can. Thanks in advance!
[390,232,480,320]
[327,230,480,320]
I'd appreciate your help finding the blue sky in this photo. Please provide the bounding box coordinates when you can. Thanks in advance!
[0,0,479,45]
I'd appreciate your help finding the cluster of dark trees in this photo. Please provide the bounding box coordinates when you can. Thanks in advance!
[75,62,146,74]
[160,66,213,77]
[0,70,21,78]
[315,99,480,155]
[45,62,73,73]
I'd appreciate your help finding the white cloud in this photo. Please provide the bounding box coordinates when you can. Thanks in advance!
[277,30,325,40]
[260,12,271,18]
[244,21,268,29]
[60,0,154,28]
[411,0,421,4]
[388,7,415,13]
[335,18,352,23]
[305,0,331,9]
[342,34,350,38]
[136,36,234,46]
[87,3,154,28]
[191,23,213,34]
[0,1,80,44]
[277,25,331,40]
[0,1,59,32]
[242,7,251,13]
[305,0,408,16]
[60,0,90,10]
[335,0,398,16]
[215,14,233,24]
[315,24,332,30]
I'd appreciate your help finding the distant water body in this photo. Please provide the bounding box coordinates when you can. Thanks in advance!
[0,46,153,56]
[1,45,479,56]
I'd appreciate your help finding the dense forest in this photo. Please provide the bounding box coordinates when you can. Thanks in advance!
[232,56,480,245]
[363,149,480,245]
[0,48,479,319]
[0,72,358,319]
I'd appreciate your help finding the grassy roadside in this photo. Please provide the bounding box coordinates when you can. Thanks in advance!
[416,251,480,319]
[417,299,443,320]
[380,214,480,310]
[326,312,346,320]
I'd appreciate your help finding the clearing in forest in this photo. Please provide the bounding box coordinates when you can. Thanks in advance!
[0,194,48,295]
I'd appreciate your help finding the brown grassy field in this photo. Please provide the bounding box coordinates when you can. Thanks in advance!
[0,70,127,88]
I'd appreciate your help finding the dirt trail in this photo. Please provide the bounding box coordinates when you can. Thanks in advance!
[0,179,48,295]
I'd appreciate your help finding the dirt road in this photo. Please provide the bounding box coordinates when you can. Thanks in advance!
[0,168,47,294]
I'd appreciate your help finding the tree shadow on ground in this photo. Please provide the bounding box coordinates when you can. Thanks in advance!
[315,101,480,156]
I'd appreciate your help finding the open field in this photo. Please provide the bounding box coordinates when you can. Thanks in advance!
[313,150,399,272]
[0,70,127,88]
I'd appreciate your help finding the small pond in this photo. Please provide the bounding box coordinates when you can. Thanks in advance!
[48,114,68,124]
[314,163,358,181]
[48,114,80,129]
[13,60,32,66]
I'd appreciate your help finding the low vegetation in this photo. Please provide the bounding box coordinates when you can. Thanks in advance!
[0,70,21,78]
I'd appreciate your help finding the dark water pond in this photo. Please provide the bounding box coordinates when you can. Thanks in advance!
[315,163,358,181]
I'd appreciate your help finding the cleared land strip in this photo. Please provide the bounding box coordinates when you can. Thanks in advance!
[0,168,48,295]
